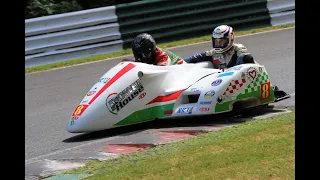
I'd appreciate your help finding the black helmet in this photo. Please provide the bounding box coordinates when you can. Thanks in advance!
[131,33,156,64]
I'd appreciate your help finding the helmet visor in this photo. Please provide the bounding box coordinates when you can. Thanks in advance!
[132,44,152,63]
[212,37,229,49]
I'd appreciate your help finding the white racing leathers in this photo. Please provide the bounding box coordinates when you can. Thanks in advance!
[184,43,256,68]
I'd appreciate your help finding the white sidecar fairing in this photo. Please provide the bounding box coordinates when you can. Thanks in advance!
[67,61,218,132]
[67,61,277,133]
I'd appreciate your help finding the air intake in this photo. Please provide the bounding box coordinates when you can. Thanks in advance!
[188,94,200,103]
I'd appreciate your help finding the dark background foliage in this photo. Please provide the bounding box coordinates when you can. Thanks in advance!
[25,0,142,19]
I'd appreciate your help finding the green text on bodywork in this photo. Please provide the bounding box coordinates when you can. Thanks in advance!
[115,103,174,126]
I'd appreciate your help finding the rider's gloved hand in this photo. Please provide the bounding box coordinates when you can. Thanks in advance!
[205,49,217,56]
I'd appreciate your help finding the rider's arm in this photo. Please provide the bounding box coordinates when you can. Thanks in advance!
[167,50,186,65]
[157,48,186,65]
[184,51,212,63]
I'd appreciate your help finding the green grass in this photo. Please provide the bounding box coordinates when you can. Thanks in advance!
[65,111,295,180]
[25,23,295,74]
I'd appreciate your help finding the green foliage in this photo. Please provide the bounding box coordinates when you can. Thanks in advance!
[26,0,55,18]
[26,0,82,19]
[56,0,83,14]
[25,0,142,19]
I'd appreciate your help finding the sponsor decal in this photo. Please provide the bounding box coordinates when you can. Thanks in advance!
[204,90,215,99]
[218,71,234,78]
[70,120,74,126]
[246,67,258,82]
[259,67,263,73]
[87,90,96,96]
[211,79,222,86]
[106,79,144,115]
[139,92,146,99]
[199,107,210,112]
[190,88,201,92]
[98,77,110,84]
[200,101,212,105]
[177,107,193,114]
[81,99,89,104]
[164,110,173,115]
[71,116,78,120]
[217,96,223,103]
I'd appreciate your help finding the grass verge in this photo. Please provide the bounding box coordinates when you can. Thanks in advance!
[25,23,295,74]
[65,111,295,180]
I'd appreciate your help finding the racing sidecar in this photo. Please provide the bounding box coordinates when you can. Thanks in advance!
[67,61,290,133]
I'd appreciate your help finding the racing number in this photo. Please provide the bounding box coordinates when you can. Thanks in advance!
[72,105,88,116]
[260,82,271,100]
[74,105,84,115]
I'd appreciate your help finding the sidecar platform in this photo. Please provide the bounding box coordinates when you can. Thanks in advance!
[273,86,291,102]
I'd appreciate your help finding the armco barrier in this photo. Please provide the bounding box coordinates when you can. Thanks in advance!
[25,23,121,55]
[270,11,295,26]
[25,6,118,36]
[267,0,295,26]
[25,6,123,68]
[26,40,123,68]
[267,0,295,14]
[25,0,295,68]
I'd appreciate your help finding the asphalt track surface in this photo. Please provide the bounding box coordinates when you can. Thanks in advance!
[25,27,295,161]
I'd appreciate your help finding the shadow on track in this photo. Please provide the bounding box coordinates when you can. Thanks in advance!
[62,105,288,143]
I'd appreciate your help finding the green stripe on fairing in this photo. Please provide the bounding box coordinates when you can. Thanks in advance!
[115,103,174,126]
[237,85,275,104]
[215,101,233,113]
[215,84,275,113]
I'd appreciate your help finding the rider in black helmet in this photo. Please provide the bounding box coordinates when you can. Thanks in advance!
[131,33,186,66]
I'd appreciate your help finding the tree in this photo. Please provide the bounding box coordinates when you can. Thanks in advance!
[25,0,82,19]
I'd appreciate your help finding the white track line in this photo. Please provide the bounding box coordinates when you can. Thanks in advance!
[25,27,295,75]
[25,136,119,165]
